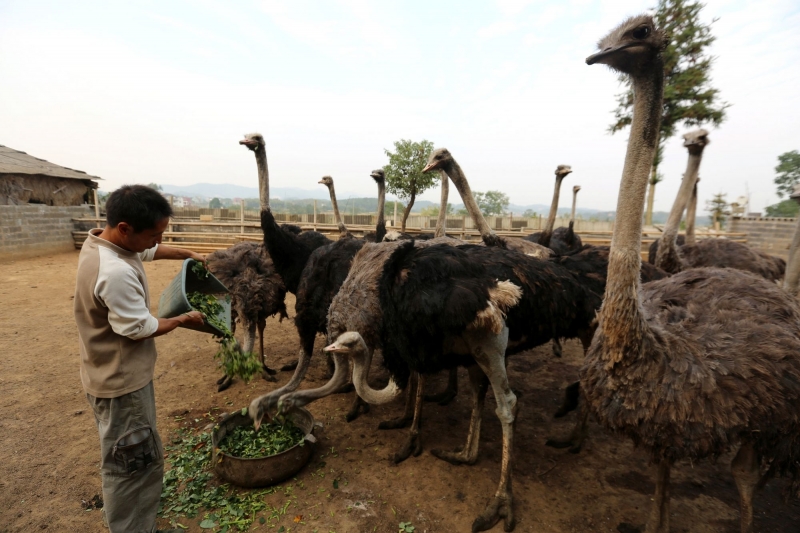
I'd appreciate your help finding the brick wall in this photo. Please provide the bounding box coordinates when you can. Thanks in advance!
[0,204,93,261]
[729,216,798,260]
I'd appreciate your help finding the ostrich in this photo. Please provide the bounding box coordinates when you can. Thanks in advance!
[240,133,332,296]
[582,15,800,532]
[422,148,552,259]
[362,169,388,243]
[318,175,352,239]
[206,242,287,391]
[651,129,786,280]
[684,178,698,245]
[246,165,424,421]
[783,186,800,297]
[527,166,583,254]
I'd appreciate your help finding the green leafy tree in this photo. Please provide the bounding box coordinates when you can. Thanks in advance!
[773,150,800,199]
[208,197,222,209]
[146,182,163,192]
[609,0,729,225]
[706,192,730,230]
[522,209,537,218]
[475,190,510,216]
[765,199,799,218]
[383,139,438,232]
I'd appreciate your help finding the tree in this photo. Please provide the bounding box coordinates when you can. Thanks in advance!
[146,182,163,192]
[765,199,799,218]
[475,190,510,216]
[522,209,537,218]
[609,0,728,225]
[706,192,730,230]
[208,197,222,209]
[773,150,800,199]
[383,139,438,232]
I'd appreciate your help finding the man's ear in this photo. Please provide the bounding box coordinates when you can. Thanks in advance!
[117,222,133,236]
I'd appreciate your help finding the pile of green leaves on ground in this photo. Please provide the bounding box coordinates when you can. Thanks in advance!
[159,428,284,532]
[218,417,305,459]
[187,263,261,382]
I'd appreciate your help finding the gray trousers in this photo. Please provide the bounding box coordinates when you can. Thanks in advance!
[87,381,164,533]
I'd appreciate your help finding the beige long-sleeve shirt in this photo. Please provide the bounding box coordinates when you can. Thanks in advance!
[74,229,160,398]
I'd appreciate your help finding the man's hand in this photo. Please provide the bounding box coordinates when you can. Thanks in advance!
[180,311,205,327]
[188,251,207,267]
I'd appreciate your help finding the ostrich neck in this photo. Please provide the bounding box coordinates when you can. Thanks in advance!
[326,183,349,236]
[255,146,270,210]
[783,213,800,296]
[685,181,698,245]
[376,180,386,228]
[571,189,579,224]
[444,159,495,241]
[661,151,703,245]
[540,175,565,246]
[434,171,449,238]
[602,68,663,364]
[350,341,400,405]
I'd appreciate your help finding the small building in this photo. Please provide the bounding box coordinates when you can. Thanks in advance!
[0,145,100,206]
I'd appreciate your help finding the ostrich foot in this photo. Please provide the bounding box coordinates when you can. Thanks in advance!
[554,381,580,418]
[261,370,278,383]
[345,396,370,422]
[280,360,298,372]
[217,375,233,392]
[544,426,587,454]
[262,364,278,376]
[472,491,515,533]
[378,415,412,430]
[431,446,478,466]
[393,432,422,464]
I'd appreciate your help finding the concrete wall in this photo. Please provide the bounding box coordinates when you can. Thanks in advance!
[0,204,93,262]
[729,216,798,260]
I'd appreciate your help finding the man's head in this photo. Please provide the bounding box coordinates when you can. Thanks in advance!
[105,185,173,252]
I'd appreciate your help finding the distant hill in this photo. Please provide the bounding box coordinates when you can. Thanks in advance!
[159,183,363,202]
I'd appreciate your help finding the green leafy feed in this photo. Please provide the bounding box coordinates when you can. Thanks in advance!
[186,264,262,382]
[219,419,305,459]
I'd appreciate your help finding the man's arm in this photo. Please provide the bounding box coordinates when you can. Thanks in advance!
[153,245,205,264]
[144,311,205,339]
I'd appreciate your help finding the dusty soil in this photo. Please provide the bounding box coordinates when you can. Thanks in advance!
[1,251,798,533]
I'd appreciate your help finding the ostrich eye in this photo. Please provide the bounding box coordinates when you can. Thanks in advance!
[632,26,650,39]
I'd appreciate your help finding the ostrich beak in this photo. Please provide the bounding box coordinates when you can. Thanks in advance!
[421,162,436,173]
[239,139,257,147]
[323,342,347,353]
[318,180,325,184]
[586,41,640,65]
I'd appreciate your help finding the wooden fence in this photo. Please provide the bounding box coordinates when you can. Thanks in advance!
[71,214,746,259]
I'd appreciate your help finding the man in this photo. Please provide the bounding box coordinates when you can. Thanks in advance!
[74,185,205,533]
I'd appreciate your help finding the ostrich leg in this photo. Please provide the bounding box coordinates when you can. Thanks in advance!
[465,327,517,533]
[646,459,671,533]
[731,442,760,533]
[393,374,425,463]
[551,338,563,358]
[432,365,489,465]
[258,318,278,381]
[379,372,418,430]
[424,367,459,405]
[216,312,238,391]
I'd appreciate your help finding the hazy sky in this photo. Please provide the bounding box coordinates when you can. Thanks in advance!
[2,0,799,213]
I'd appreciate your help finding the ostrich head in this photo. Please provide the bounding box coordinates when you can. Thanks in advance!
[573,185,582,194]
[239,133,265,152]
[586,15,666,75]
[422,148,453,173]
[555,165,573,178]
[318,175,334,187]
[683,129,710,156]
[323,331,366,354]
[370,169,385,183]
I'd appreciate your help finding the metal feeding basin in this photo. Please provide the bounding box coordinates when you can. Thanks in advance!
[211,407,319,488]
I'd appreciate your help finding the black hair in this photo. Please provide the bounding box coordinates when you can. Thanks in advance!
[106,185,173,232]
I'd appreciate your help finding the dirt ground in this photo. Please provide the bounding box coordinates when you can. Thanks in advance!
[1,251,799,533]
